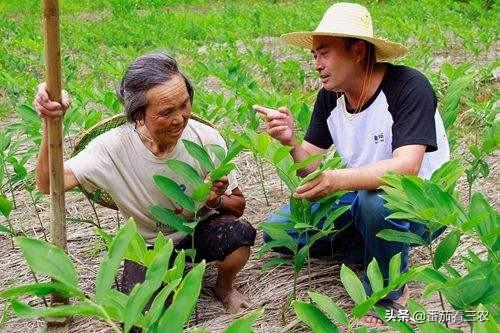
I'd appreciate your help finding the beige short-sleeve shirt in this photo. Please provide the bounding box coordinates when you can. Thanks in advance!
[65,119,238,244]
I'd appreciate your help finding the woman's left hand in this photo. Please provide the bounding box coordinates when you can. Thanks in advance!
[205,176,229,207]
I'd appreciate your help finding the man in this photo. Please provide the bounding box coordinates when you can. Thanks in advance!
[34,51,256,313]
[255,2,449,325]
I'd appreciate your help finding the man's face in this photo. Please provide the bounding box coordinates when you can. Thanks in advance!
[311,36,357,91]
[143,75,191,146]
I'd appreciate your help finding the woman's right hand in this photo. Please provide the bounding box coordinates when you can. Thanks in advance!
[33,82,70,119]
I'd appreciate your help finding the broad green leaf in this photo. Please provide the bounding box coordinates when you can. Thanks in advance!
[442,263,461,278]
[11,299,103,319]
[385,211,421,221]
[222,141,243,164]
[123,241,173,333]
[260,223,297,253]
[340,264,366,304]
[293,301,340,333]
[153,175,195,212]
[388,252,401,284]
[0,195,13,218]
[18,104,41,125]
[288,153,322,175]
[430,160,463,193]
[470,192,498,249]
[255,132,271,156]
[205,144,226,163]
[261,257,292,271]
[294,223,314,229]
[308,291,349,326]
[272,145,292,164]
[416,267,449,284]
[0,224,12,235]
[376,229,427,246]
[166,250,186,282]
[156,261,206,333]
[366,258,384,293]
[182,139,215,172]
[125,232,149,265]
[223,308,264,333]
[150,205,192,234]
[210,162,235,182]
[276,168,298,191]
[433,230,460,269]
[406,299,454,333]
[15,237,78,288]
[352,266,426,317]
[401,177,432,210]
[0,282,83,299]
[256,239,293,259]
[165,160,203,188]
[95,227,113,248]
[322,206,350,231]
[143,279,181,331]
[101,289,128,320]
[192,182,212,202]
[295,246,310,273]
[95,220,136,302]
[473,304,498,333]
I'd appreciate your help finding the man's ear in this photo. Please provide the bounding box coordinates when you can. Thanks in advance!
[352,40,367,64]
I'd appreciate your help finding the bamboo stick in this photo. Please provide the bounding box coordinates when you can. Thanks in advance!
[42,0,69,330]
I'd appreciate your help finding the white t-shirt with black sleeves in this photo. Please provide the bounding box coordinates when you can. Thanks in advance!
[304,64,449,179]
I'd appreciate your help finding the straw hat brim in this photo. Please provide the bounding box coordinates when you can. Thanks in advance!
[281,31,408,61]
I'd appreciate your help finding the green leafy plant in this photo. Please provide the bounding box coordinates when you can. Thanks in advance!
[377,161,499,330]
[150,139,242,261]
[0,219,209,333]
[231,130,348,304]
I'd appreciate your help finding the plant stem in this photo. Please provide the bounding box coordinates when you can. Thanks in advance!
[427,244,448,327]
[6,218,14,249]
[28,189,48,242]
[292,271,298,300]
[253,154,269,206]
[192,215,198,326]
[307,247,311,291]
[86,197,101,228]
[30,271,48,307]
[4,164,16,209]
[96,304,121,333]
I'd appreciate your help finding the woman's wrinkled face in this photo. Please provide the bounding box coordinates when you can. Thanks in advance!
[142,75,191,146]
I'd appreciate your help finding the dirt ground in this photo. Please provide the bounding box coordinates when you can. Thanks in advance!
[0,41,498,332]
[0,143,497,332]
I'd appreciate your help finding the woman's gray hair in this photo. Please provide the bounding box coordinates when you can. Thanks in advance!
[117,51,194,123]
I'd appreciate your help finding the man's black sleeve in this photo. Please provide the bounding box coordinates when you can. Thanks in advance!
[391,72,438,152]
[304,89,333,149]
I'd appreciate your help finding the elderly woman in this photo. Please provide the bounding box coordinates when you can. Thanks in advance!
[34,52,256,313]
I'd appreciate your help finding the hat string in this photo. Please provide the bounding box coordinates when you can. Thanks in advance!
[345,42,375,120]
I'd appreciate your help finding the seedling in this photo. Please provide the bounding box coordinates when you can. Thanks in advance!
[150,139,242,262]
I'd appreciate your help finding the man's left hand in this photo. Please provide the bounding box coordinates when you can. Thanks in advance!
[294,170,339,201]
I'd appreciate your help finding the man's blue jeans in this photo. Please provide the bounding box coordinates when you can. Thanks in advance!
[263,190,443,301]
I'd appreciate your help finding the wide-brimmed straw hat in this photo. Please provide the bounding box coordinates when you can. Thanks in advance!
[281,2,408,61]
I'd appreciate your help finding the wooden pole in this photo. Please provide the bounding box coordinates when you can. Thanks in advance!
[42,0,69,331]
